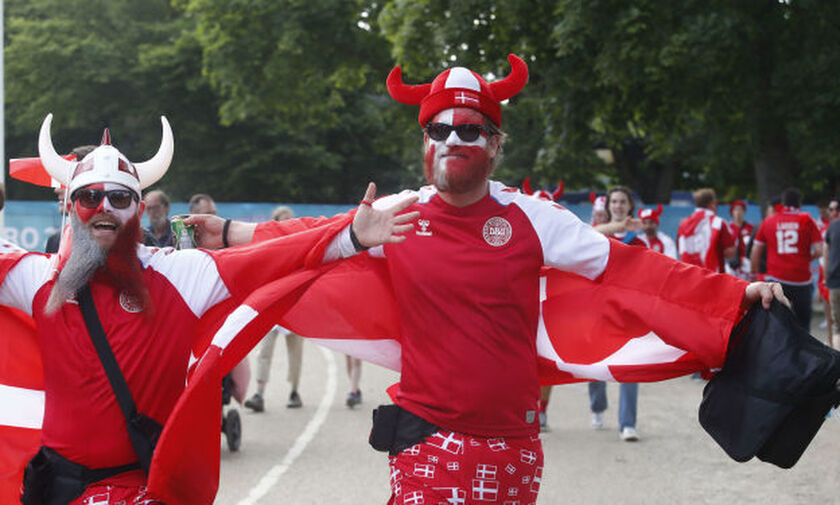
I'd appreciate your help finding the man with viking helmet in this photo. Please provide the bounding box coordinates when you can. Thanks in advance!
[199,54,789,504]
[0,114,418,504]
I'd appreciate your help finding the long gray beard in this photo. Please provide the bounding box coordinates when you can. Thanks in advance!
[44,216,107,314]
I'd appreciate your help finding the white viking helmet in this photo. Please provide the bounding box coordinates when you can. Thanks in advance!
[38,113,174,197]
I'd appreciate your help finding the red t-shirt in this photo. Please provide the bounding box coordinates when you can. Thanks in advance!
[372,182,609,437]
[754,208,822,284]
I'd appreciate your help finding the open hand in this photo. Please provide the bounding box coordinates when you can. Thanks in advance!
[352,182,420,248]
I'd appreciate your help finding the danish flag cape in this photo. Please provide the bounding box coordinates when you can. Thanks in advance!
[0,215,747,504]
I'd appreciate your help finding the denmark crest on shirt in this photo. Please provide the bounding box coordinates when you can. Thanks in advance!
[120,291,144,313]
[483,217,512,247]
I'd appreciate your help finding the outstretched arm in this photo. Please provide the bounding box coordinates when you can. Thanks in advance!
[186,182,419,253]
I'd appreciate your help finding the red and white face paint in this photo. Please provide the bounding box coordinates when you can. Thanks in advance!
[424,107,497,195]
[72,182,141,250]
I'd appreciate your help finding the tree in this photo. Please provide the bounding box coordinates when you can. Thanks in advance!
[379,0,840,204]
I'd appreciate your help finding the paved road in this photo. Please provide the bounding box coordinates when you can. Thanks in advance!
[216,324,840,504]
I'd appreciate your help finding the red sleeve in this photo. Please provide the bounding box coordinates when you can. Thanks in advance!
[252,213,352,243]
[209,213,353,301]
[754,220,768,243]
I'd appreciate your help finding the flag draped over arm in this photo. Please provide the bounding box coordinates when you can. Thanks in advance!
[148,239,748,504]
[0,224,748,505]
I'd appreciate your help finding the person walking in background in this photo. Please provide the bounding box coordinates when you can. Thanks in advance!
[677,188,736,273]
[143,189,174,247]
[751,187,823,330]
[816,198,839,334]
[345,355,362,408]
[725,200,754,279]
[244,205,306,412]
[589,186,643,441]
[822,201,840,350]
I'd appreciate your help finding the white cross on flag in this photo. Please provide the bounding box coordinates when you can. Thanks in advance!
[404,490,425,505]
[487,438,509,451]
[404,445,421,456]
[414,463,436,479]
[427,432,465,455]
[390,467,402,486]
[530,466,543,493]
[503,501,521,505]
[472,479,499,502]
[83,494,110,505]
[475,463,497,480]
[505,463,517,474]
[447,461,460,471]
[454,91,479,105]
[433,487,466,505]
[519,449,537,465]
[508,487,519,496]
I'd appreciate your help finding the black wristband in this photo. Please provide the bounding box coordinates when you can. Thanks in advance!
[349,224,369,252]
[222,219,232,249]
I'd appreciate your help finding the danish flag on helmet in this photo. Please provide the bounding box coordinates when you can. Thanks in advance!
[387,54,529,127]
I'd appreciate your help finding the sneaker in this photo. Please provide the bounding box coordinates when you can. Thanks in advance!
[286,390,303,409]
[539,411,549,432]
[591,412,605,430]
[346,390,362,408]
[244,393,265,413]
[620,426,639,442]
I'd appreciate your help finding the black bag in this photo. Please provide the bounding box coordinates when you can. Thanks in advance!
[369,405,439,455]
[21,447,140,505]
[699,300,840,468]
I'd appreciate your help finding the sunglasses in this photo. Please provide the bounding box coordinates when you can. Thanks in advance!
[425,122,494,142]
[73,188,138,210]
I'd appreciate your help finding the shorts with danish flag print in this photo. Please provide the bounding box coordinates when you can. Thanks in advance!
[67,483,164,505]
[387,429,543,505]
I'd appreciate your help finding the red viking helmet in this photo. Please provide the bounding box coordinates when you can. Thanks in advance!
[638,204,664,224]
[387,54,529,127]
[522,177,564,202]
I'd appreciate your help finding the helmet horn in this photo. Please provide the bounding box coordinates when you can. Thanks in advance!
[134,116,174,190]
[552,181,564,201]
[386,66,432,105]
[522,177,534,195]
[38,114,76,187]
[488,54,529,101]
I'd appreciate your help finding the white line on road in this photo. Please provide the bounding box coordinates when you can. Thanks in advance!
[236,346,337,505]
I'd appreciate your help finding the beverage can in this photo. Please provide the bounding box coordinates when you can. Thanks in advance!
[170,214,195,249]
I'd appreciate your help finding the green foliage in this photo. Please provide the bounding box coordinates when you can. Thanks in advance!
[4,0,839,205]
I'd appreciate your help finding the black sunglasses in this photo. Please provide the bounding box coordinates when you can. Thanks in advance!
[425,122,494,142]
[72,188,138,210]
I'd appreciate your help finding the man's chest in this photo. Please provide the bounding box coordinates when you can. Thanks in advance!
[385,208,543,293]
